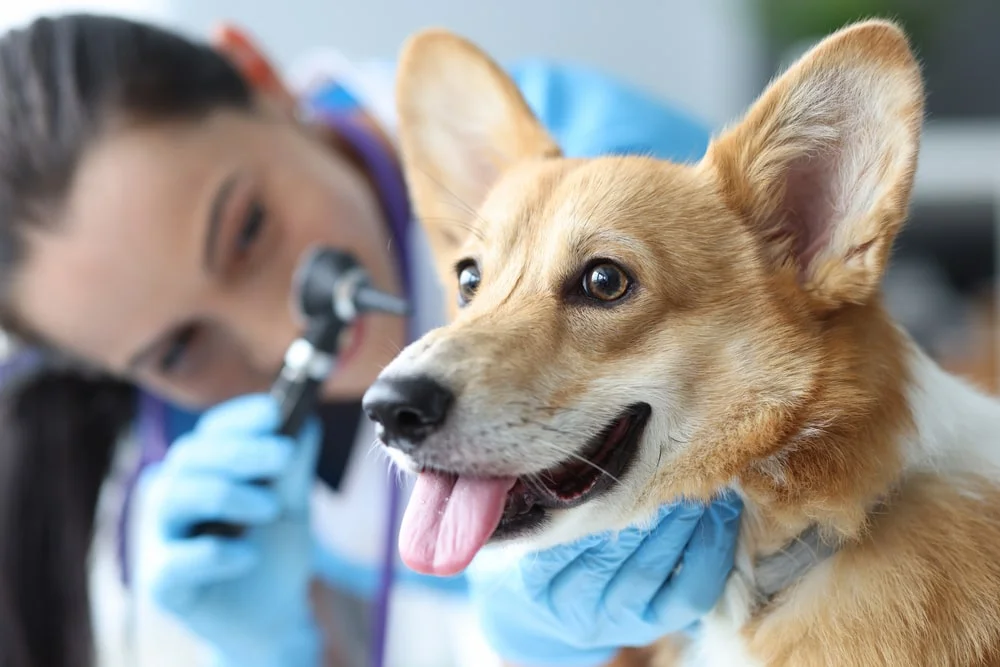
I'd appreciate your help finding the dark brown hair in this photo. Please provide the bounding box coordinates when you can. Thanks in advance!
[0,13,253,666]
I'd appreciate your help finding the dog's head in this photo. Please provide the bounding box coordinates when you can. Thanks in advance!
[363,20,925,576]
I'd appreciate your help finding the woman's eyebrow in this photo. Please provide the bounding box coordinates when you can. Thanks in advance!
[202,170,241,273]
[124,170,241,371]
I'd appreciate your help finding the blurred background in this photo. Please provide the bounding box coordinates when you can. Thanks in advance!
[114,0,1000,396]
[2,0,993,389]
[0,0,997,664]
[0,0,995,392]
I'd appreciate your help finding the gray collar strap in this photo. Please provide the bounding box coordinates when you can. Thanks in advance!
[752,522,841,602]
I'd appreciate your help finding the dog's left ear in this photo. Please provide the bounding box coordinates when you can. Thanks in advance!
[394,29,561,265]
[705,20,925,312]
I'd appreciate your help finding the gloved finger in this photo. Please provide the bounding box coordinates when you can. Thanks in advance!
[166,432,295,480]
[547,519,656,609]
[148,537,259,613]
[155,472,281,538]
[274,416,322,515]
[516,532,609,593]
[602,502,705,615]
[194,393,281,436]
[648,492,742,629]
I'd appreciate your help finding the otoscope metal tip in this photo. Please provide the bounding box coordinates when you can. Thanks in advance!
[354,286,411,317]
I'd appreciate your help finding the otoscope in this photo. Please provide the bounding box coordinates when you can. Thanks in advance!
[188,246,409,538]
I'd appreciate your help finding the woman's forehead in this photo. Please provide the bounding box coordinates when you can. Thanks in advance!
[73,127,216,242]
[12,119,246,368]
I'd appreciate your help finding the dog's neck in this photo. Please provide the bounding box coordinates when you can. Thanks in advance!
[706,335,1000,652]
[736,306,1000,567]
[732,305,909,555]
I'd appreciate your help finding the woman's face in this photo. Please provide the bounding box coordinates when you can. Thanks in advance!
[11,105,407,409]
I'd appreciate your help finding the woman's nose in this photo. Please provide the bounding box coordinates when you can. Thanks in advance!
[227,299,300,385]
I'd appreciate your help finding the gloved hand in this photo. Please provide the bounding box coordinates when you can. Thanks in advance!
[466,493,743,667]
[135,394,323,667]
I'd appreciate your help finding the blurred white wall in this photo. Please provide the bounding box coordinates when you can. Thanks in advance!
[1,0,765,129]
[0,0,170,31]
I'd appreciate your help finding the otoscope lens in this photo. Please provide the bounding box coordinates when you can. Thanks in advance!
[294,247,360,319]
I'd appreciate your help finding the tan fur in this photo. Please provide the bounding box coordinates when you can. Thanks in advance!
[746,473,1000,667]
[389,19,1000,667]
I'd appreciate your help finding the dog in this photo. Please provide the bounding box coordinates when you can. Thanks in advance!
[362,19,1000,666]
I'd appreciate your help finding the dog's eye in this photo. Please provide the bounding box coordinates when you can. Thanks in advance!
[457,261,481,306]
[582,262,631,302]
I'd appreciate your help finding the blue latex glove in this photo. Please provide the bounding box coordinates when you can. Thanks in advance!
[136,394,323,667]
[466,494,743,667]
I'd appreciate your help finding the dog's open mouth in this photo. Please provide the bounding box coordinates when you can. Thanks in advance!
[397,402,651,576]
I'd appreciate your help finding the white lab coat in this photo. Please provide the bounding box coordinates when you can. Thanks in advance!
[87,49,502,667]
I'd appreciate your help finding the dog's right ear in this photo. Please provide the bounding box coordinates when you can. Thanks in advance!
[394,29,561,265]
[704,20,924,313]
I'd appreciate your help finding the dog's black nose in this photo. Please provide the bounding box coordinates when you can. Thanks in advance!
[362,375,454,448]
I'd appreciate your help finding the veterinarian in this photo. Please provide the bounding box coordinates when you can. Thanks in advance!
[0,13,742,667]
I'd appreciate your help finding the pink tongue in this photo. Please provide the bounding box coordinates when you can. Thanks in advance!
[399,471,516,576]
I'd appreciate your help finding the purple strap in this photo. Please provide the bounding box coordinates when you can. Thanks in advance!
[319,112,411,667]
[0,347,44,385]
[115,391,168,585]
[120,110,413,667]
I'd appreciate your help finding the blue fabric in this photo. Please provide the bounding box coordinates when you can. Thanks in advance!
[308,82,362,113]
[160,59,712,601]
[166,404,200,441]
[508,59,710,162]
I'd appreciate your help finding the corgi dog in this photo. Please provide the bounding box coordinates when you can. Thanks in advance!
[362,19,1000,667]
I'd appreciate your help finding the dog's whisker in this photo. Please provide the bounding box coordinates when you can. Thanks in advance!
[418,216,486,242]
[366,439,384,461]
[413,165,490,238]
[521,473,549,497]
[374,338,405,356]
[533,437,623,486]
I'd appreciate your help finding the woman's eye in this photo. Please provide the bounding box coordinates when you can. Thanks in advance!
[159,326,197,374]
[457,261,481,306]
[236,200,266,255]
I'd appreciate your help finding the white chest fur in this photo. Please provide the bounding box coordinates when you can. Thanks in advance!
[683,548,765,667]
[685,624,765,667]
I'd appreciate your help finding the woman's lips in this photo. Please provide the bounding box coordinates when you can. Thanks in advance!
[335,315,367,370]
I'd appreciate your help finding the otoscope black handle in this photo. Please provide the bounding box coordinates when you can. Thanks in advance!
[187,519,251,539]
[184,379,323,539]
[183,393,318,539]
[185,322,343,539]
[182,247,402,540]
